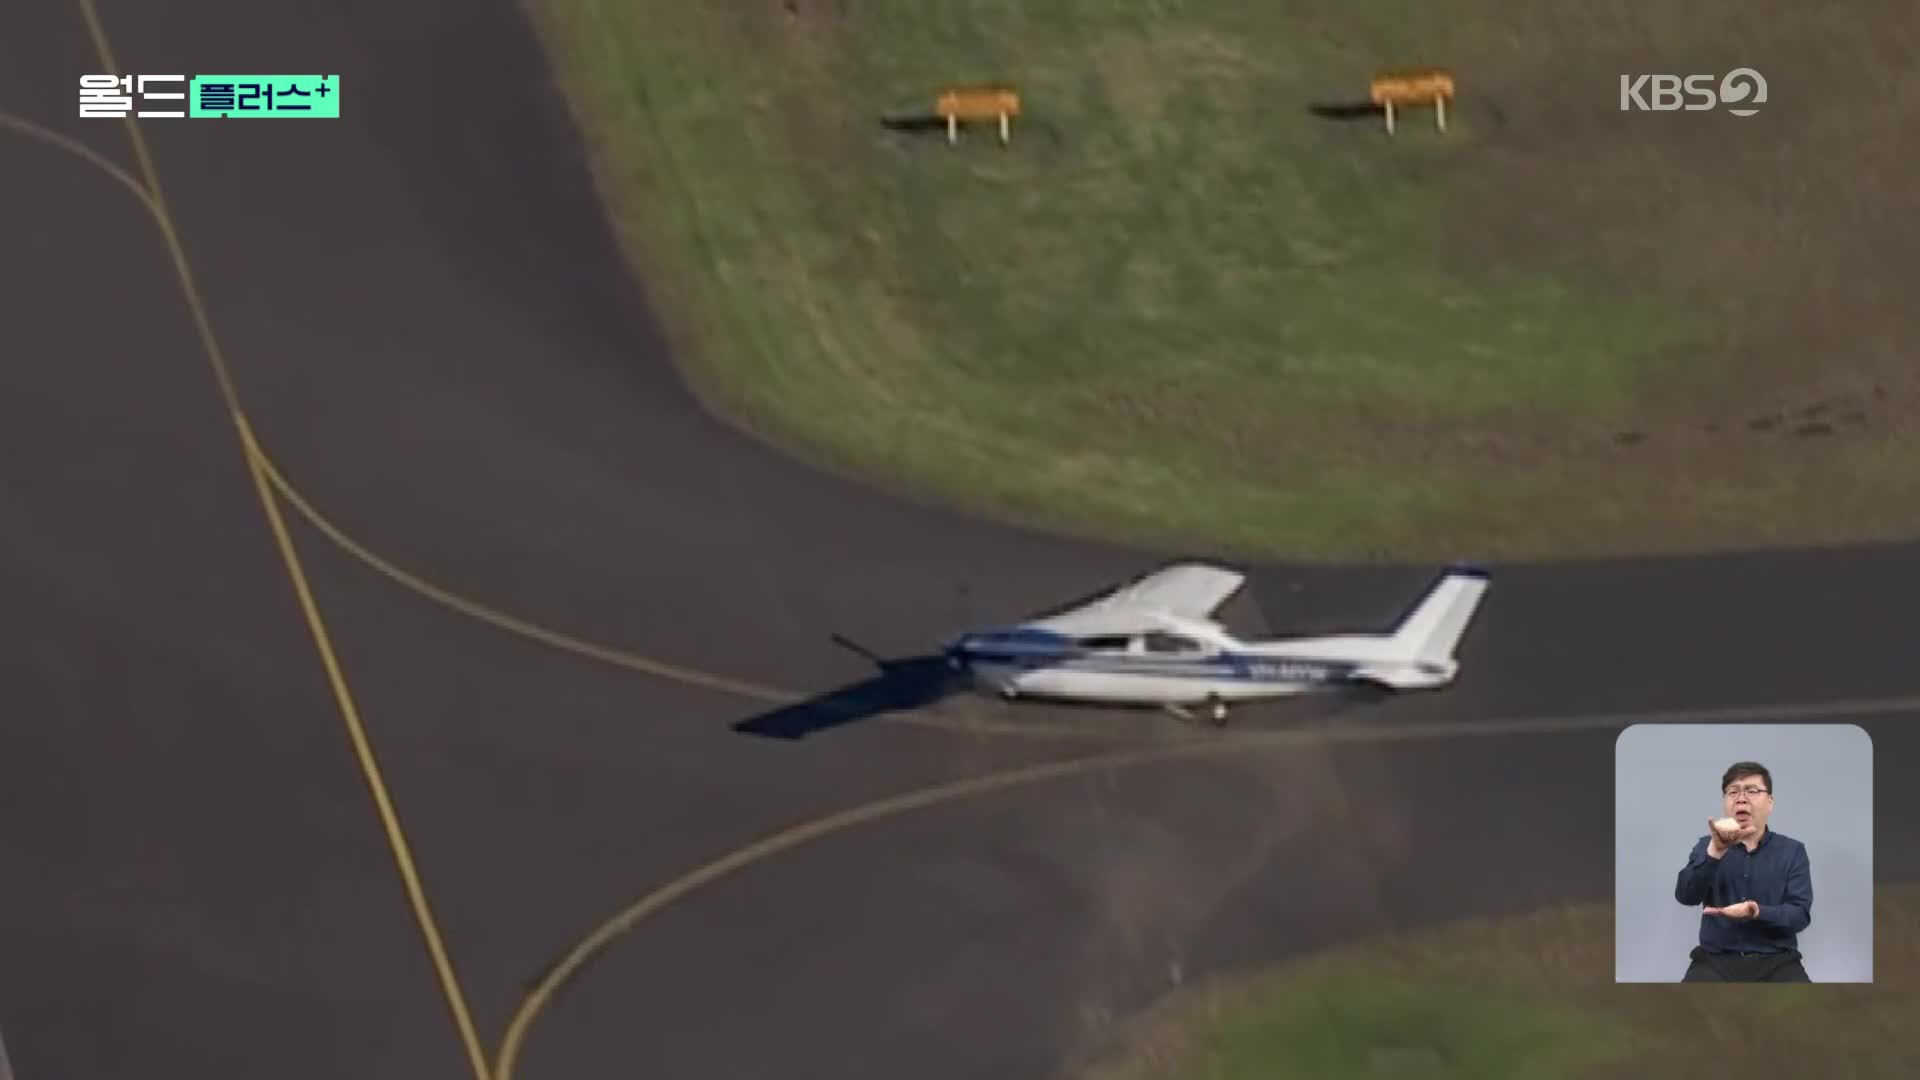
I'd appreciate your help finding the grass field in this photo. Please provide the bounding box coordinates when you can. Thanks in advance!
[528,1,1920,560]
[1069,886,1920,1079]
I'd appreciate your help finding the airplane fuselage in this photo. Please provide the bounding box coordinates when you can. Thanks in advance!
[947,632,1452,707]
[942,564,1484,717]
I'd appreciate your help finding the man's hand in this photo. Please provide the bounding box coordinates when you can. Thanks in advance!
[1704,900,1759,920]
[1707,817,1740,857]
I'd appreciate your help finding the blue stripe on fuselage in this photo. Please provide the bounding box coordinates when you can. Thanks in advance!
[955,644,1359,684]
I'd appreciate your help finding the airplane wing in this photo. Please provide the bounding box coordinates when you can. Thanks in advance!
[1029,562,1247,633]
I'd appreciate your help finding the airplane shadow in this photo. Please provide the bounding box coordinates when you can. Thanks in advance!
[730,635,969,740]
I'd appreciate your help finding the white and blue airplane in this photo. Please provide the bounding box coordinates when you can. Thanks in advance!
[942,562,1489,726]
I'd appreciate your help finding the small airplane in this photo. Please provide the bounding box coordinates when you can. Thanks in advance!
[942,562,1489,726]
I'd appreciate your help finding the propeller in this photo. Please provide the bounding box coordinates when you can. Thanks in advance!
[828,632,886,668]
[828,631,975,699]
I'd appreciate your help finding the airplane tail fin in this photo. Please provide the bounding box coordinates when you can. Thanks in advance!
[1385,567,1490,664]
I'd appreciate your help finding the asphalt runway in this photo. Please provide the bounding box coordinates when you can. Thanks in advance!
[3,2,1918,1079]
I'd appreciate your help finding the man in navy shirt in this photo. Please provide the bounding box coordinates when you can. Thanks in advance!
[1673,761,1814,981]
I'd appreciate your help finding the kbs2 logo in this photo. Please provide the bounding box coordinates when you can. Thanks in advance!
[1619,68,1767,116]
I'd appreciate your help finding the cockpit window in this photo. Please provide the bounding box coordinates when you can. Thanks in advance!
[1076,635,1133,651]
[1143,632,1202,653]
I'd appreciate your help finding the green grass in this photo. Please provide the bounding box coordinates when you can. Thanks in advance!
[1177,975,1633,1079]
[528,1,1920,560]
[1071,887,1920,1080]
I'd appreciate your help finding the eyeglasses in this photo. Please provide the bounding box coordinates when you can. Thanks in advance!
[1724,785,1770,799]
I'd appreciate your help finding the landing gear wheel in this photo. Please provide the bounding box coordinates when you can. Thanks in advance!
[1206,695,1229,727]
